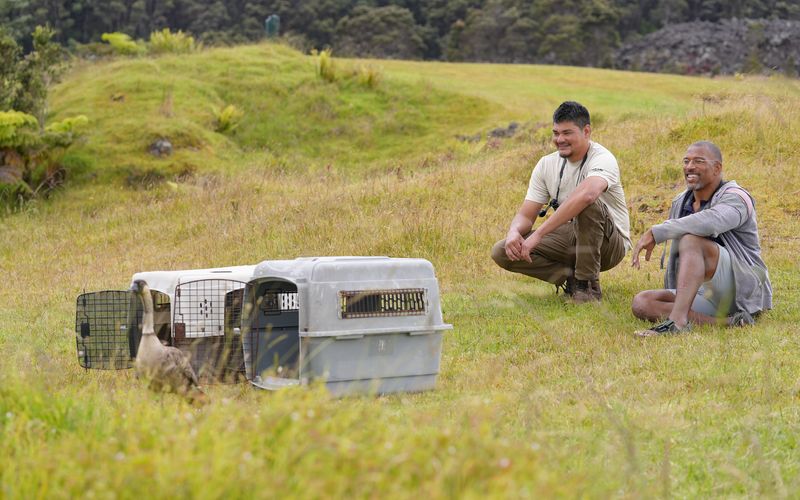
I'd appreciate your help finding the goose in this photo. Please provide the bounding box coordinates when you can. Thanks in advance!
[131,279,207,406]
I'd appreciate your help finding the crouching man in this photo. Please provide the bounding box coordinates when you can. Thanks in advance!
[491,101,631,302]
[631,141,772,337]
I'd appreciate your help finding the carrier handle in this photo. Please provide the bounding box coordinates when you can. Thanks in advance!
[334,334,365,340]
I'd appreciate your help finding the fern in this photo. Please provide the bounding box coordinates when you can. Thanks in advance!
[211,104,244,133]
[148,29,198,55]
[44,115,89,135]
[0,111,39,148]
[44,115,89,147]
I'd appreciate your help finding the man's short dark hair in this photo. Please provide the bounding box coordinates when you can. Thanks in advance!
[553,101,591,128]
[690,140,723,164]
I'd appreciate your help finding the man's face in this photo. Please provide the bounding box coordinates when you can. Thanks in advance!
[552,121,590,160]
[682,145,722,192]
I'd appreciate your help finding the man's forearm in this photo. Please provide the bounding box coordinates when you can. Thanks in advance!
[652,201,745,243]
[534,189,593,238]
[508,214,534,236]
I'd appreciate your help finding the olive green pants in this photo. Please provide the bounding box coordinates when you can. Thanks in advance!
[491,200,627,284]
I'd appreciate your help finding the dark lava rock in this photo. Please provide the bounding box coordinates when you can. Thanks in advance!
[148,138,173,157]
[615,18,800,76]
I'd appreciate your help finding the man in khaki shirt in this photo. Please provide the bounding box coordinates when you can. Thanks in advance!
[491,101,630,302]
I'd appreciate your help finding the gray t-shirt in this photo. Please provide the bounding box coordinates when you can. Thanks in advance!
[525,141,631,249]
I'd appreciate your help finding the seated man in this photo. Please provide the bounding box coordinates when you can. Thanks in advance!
[631,141,772,336]
[491,101,631,303]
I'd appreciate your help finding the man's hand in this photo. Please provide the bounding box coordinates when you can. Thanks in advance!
[632,229,656,269]
[503,200,542,261]
[520,231,542,263]
[504,230,526,261]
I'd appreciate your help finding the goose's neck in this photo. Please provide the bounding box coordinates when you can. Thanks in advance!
[140,287,156,336]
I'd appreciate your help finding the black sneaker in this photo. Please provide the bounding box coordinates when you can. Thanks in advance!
[634,319,691,338]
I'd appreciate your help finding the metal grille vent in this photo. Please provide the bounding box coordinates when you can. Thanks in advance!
[339,288,427,319]
[260,292,299,315]
[75,291,134,369]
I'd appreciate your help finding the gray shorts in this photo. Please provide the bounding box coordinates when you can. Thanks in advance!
[669,244,736,317]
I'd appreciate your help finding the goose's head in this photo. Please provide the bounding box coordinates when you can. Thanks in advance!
[131,279,150,296]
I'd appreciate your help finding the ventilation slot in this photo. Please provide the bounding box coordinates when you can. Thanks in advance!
[261,292,299,315]
[339,289,426,319]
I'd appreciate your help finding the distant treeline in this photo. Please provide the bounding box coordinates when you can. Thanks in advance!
[1,0,799,66]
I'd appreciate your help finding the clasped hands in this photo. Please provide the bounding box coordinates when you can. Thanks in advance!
[504,230,542,263]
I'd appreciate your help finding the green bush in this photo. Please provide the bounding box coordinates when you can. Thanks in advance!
[0,110,39,148]
[101,32,145,56]
[211,104,244,133]
[148,29,198,55]
[44,115,89,147]
[0,111,88,208]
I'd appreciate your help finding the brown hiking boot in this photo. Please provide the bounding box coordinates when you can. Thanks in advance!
[558,276,576,297]
[571,279,602,304]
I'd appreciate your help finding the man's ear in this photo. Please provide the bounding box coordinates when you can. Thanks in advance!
[583,124,592,138]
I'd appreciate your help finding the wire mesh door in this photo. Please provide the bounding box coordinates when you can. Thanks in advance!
[173,279,247,383]
[75,291,136,369]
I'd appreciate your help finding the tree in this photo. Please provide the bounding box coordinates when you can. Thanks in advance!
[0,25,64,126]
[0,26,82,207]
[335,5,425,59]
[456,0,522,62]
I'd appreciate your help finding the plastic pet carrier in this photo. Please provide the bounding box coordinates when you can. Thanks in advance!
[242,257,452,396]
[74,257,452,396]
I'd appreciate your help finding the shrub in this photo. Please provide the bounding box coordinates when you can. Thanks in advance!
[101,32,145,56]
[148,29,198,55]
[356,64,382,89]
[44,115,89,147]
[314,48,336,83]
[1,111,88,208]
[212,104,244,133]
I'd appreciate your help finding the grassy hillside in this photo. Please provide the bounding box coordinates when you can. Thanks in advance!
[2,43,800,497]
[51,44,493,184]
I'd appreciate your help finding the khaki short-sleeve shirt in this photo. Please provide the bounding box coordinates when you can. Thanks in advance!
[525,141,631,249]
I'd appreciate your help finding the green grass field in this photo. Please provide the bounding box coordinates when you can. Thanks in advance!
[2,42,800,497]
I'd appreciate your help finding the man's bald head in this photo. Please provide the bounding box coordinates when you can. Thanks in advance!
[689,141,722,165]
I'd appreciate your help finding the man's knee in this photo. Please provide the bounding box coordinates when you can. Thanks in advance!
[677,234,709,252]
[631,291,653,320]
[491,239,510,269]
[631,292,648,319]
